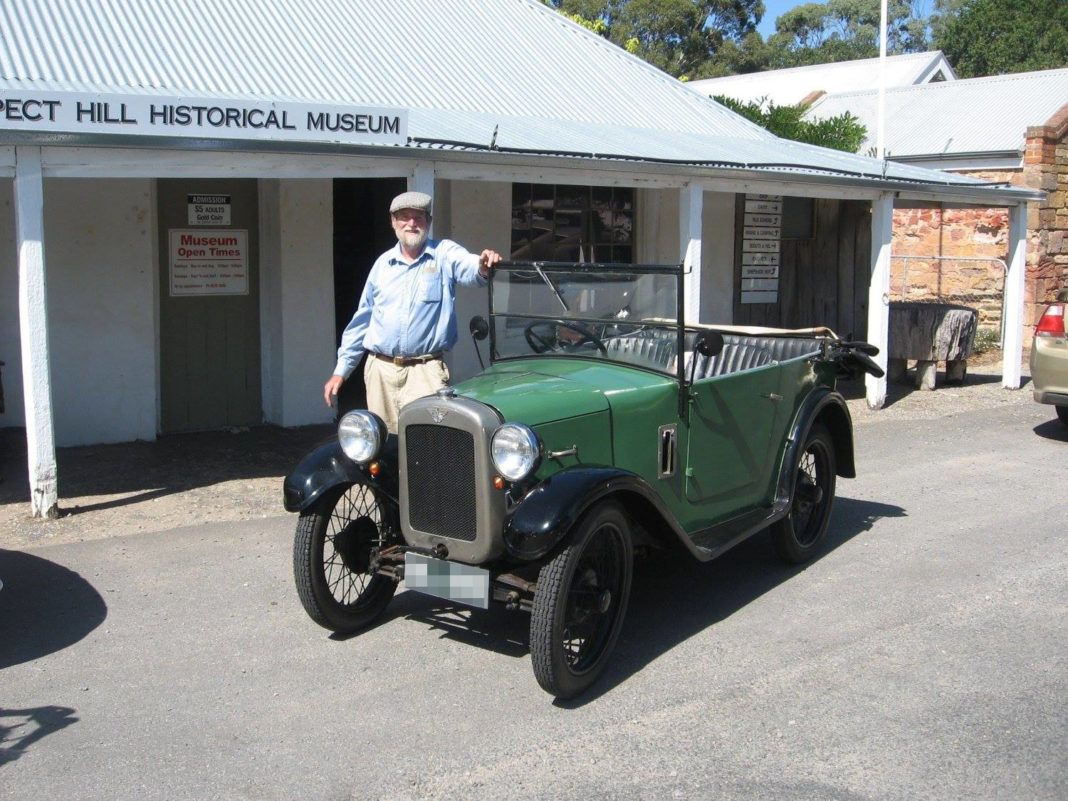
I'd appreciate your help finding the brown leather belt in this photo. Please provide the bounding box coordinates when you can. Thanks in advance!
[372,351,442,367]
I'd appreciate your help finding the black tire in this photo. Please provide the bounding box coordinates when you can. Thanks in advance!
[771,423,837,564]
[1056,405,1068,426]
[293,484,398,633]
[530,501,633,699]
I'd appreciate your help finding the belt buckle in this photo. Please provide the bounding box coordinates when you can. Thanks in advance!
[392,355,406,366]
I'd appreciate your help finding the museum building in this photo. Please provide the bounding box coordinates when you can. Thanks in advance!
[0,0,1041,516]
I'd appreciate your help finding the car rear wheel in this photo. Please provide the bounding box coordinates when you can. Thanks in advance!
[771,423,836,564]
[530,501,633,699]
[293,483,398,633]
[1056,405,1068,426]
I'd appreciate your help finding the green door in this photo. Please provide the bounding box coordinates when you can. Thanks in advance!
[158,179,261,433]
[683,366,783,527]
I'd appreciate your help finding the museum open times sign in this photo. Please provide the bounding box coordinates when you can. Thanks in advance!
[169,229,248,296]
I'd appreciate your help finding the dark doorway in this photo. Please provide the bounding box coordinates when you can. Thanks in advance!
[332,177,406,415]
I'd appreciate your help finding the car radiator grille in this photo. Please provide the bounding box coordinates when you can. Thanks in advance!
[404,424,478,542]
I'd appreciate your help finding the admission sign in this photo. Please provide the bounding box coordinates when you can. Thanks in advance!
[0,92,407,146]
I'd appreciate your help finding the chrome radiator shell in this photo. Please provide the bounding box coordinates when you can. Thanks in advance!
[399,393,506,564]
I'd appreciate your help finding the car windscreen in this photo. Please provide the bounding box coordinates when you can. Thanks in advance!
[489,264,681,372]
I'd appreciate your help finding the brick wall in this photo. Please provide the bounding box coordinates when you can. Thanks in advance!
[891,102,1068,344]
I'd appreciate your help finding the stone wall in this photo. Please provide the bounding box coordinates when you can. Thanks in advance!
[1023,103,1068,331]
[891,102,1068,344]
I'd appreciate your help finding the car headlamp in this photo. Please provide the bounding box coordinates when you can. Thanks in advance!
[338,410,386,464]
[491,423,541,482]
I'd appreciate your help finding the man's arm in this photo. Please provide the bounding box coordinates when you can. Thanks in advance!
[323,272,376,407]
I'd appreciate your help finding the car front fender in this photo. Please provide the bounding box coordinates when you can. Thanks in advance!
[282,436,399,513]
[774,389,856,509]
[503,467,669,561]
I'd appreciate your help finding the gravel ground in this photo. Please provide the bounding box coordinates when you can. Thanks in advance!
[0,353,1040,550]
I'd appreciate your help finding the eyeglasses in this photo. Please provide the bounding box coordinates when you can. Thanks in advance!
[393,210,428,223]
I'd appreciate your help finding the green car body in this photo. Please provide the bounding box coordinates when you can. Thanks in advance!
[285,262,880,698]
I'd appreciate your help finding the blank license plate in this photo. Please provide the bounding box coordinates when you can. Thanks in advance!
[404,553,490,609]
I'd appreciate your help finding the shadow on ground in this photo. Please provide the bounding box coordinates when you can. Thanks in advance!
[1033,417,1068,442]
[325,496,905,704]
[0,549,107,669]
[0,705,79,767]
[0,424,334,515]
[837,366,1017,408]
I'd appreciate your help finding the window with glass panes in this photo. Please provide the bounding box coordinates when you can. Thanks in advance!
[510,184,633,263]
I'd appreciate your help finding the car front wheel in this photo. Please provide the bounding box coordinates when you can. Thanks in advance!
[1056,405,1067,426]
[771,423,837,564]
[530,500,634,699]
[293,483,398,633]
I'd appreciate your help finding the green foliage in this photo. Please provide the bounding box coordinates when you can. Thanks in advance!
[971,327,1001,355]
[545,0,764,78]
[933,0,1068,78]
[543,0,1067,81]
[766,0,936,68]
[714,94,868,152]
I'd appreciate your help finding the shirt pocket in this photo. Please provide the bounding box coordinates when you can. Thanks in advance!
[420,272,443,303]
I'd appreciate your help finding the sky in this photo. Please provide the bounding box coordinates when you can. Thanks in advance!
[757,0,800,37]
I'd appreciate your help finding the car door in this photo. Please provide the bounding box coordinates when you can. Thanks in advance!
[682,364,784,527]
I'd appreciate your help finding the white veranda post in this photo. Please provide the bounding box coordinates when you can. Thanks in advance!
[410,163,435,238]
[866,194,893,409]
[679,183,703,325]
[1001,203,1028,389]
[14,146,59,518]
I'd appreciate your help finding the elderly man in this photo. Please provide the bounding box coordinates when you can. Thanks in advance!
[323,191,502,432]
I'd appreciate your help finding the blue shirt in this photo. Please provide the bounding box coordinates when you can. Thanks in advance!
[333,238,487,378]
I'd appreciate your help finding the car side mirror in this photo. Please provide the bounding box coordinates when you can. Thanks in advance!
[469,316,489,370]
[687,331,725,389]
[469,316,489,341]
[694,331,724,358]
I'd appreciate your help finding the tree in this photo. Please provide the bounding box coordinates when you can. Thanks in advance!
[714,95,868,152]
[546,0,765,79]
[933,0,1068,77]
[767,0,938,68]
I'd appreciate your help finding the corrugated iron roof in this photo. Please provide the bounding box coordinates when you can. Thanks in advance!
[0,1,1040,199]
[687,51,955,107]
[805,69,1068,159]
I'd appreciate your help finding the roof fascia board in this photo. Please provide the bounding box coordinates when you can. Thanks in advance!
[38,145,411,179]
[28,141,1042,205]
[892,153,1022,171]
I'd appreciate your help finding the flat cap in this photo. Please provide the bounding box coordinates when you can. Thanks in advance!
[390,191,432,215]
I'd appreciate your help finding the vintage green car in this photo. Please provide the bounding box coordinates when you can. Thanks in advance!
[284,262,882,698]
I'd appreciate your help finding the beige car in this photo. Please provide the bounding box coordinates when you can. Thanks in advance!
[1031,288,1068,426]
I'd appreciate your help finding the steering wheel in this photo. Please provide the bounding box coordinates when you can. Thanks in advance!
[524,320,607,355]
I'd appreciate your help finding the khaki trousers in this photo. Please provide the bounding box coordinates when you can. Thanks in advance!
[363,356,450,434]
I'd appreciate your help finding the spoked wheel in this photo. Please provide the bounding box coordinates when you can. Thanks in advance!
[771,423,837,564]
[293,483,398,633]
[530,501,633,699]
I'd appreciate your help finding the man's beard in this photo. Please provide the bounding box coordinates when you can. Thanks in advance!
[398,229,428,252]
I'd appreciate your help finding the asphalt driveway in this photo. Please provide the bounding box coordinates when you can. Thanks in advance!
[1,368,1066,800]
